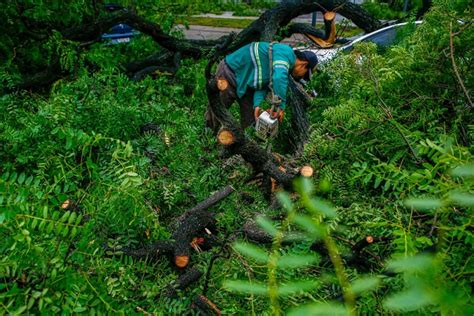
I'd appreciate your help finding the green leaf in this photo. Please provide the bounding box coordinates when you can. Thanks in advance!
[62,226,69,237]
[306,198,336,218]
[68,212,77,225]
[75,214,83,225]
[449,192,474,207]
[46,222,54,234]
[223,280,268,295]
[233,242,268,264]
[9,172,18,182]
[277,192,293,211]
[25,176,33,186]
[73,306,87,313]
[293,214,324,239]
[52,211,60,221]
[383,180,391,191]
[277,254,319,269]
[18,173,26,185]
[450,164,474,178]
[351,276,381,295]
[287,303,349,316]
[70,227,78,238]
[374,176,382,189]
[387,254,435,273]
[277,281,318,296]
[27,297,35,310]
[60,211,70,223]
[11,305,27,316]
[296,177,314,195]
[404,198,443,211]
[256,216,278,236]
[384,286,435,312]
[31,218,39,229]
[363,173,372,185]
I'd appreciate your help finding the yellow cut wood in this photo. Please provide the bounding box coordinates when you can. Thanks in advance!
[217,129,235,145]
[300,166,314,177]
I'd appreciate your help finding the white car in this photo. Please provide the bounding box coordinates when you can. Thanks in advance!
[305,21,423,63]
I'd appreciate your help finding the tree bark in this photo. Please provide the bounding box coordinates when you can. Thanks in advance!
[224,0,381,54]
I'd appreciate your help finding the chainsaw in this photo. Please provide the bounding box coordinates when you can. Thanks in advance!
[255,95,281,140]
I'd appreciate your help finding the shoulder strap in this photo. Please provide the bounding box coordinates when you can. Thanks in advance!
[267,42,280,111]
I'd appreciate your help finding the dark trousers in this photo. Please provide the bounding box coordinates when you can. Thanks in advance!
[205,60,255,130]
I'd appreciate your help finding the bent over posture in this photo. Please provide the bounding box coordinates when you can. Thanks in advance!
[206,42,318,130]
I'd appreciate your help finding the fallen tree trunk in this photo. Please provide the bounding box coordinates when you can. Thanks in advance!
[61,9,218,58]
[109,186,234,269]
[224,0,381,54]
[206,1,381,192]
[10,1,381,91]
[287,78,313,153]
[130,52,182,81]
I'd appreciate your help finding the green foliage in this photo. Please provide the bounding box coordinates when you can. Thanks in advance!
[151,0,275,16]
[0,0,472,314]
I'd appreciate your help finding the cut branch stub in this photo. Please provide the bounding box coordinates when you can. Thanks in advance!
[175,255,190,269]
[192,294,222,316]
[172,186,235,268]
[217,129,235,146]
[300,166,314,177]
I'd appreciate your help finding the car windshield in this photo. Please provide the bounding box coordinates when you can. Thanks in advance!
[340,22,420,54]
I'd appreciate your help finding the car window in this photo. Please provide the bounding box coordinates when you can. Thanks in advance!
[362,27,399,47]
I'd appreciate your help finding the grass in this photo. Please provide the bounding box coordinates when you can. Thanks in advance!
[178,16,255,29]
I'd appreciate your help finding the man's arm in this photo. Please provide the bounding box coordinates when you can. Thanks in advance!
[253,89,267,108]
[271,61,290,110]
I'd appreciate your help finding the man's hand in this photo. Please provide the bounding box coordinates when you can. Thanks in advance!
[276,109,284,122]
[254,107,261,120]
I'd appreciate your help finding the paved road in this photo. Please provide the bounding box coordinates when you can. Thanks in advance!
[178,24,311,45]
[179,11,354,45]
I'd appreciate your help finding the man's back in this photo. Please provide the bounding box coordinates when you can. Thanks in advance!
[225,42,296,101]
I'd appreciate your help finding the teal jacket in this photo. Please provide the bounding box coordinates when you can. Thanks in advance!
[225,42,296,110]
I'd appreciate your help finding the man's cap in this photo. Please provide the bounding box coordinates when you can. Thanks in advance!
[299,51,318,71]
[294,50,318,80]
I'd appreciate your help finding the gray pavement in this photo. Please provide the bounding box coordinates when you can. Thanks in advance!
[179,10,355,44]
[178,24,312,45]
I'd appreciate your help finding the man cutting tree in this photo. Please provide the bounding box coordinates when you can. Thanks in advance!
[205,42,318,130]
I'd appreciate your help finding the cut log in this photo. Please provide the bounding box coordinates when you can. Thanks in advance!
[305,11,337,48]
[175,255,190,269]
[300,166,314,177]
[172,186,235,268]
[109,187,233,269]
[217,129,235,146]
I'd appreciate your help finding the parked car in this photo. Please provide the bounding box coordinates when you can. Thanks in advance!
[101,3,140,44]
[307,21,423,63]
